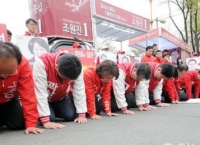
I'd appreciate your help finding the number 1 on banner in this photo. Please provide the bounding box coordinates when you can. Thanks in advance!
[37,19,43,34]
[144,19,147,29]
[83,23,88,37]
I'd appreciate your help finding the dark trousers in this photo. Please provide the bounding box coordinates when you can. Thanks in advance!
[86,94,102,117]
[0,98,25,130]
[149,93,165,105]
[162,90,173,103]
[162,89,192,102]
[111,92,137,112]
[95,94,103,115]
[49,96,76,122]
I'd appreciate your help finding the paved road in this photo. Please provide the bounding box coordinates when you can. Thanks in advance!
[0,104,199,145]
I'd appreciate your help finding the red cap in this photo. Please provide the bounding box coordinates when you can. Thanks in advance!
[117,50,125,54]
[73,42,81,48]
[193,52,198,56]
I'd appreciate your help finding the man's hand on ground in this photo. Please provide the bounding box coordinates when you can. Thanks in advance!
[91,114,102,120]
[157,103,170,107]
[25,127,45,135]
[74,117,87,124]
[106,112,119,117]
[43,122,65,129]
[123,110,135,115]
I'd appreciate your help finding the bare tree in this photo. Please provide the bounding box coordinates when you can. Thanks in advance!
[166,0,200,53]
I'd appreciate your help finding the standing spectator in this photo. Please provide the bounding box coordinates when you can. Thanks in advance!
[84,60,119,120]
[154,50,165,64]
[141,46,155,62]
[7,30,12,42]
[33,53,87,129]
[163,54,172,63]
[73,42,82,49]
[128,52,136,63]
[116,50,125,64]
[176,57,183,66]
[163,49,169,56]
[192,52,198,57]
[24,18,39,37]
[152,44,158,57]
[0,42,44,134]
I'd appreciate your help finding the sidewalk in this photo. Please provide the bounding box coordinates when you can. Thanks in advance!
[0,104,199,145]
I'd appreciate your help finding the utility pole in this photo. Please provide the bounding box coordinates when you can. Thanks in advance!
[149,0,153,30]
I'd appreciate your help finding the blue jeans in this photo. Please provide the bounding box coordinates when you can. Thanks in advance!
[49,96,76,122]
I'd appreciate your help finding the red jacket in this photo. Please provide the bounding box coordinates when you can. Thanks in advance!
[163,78,179,101]
[148,62,162,93]
[118,63,140,94]
[84,67,111,117]
[154,57,165,64]
[0,57,38,128]
[24,31,40,37]
[179,71,200,99]
[141,54,155,62]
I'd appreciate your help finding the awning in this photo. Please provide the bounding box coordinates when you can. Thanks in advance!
[129,28,192,53]
[92,0,150,42]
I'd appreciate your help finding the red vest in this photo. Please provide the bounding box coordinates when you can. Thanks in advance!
[118,63,140,94]
[39,53,74,102]
[148,62,161,93]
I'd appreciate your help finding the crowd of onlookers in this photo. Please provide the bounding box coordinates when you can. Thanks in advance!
[0,18,199,135]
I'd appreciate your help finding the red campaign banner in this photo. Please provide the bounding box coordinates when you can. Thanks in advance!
[161,28,192,52]
[0,23,8,42]
[29,0,93,42]
[129,28,159,45]
[94,0,150,32]
[58,48,95,69]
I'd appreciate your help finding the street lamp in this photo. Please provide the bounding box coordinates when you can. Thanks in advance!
[149,0,166,29]
[151,17,166,28]
[149,0,153,30]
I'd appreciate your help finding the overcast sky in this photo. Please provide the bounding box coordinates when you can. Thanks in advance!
[0,0,182,45]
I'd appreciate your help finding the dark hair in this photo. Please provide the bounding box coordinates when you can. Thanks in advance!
[152,44,157,47]
[155,50,161,54]
[122,56,129,62]
[176,57,183,66]
[96,60,119,80]
[188,59,197,65]
[173,64,188,78]
[0,42,22,64]
[159,63,174,78]
[146,46,152,52]
[7,30,12,36]
[135,63,151,80]
[26,18,37,25]
[57,54,82,80]
[163,53,170,58]
[163,49,169,53]
[28,37,49,54]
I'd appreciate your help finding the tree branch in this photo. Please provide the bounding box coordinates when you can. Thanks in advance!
[168,0,186,42]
